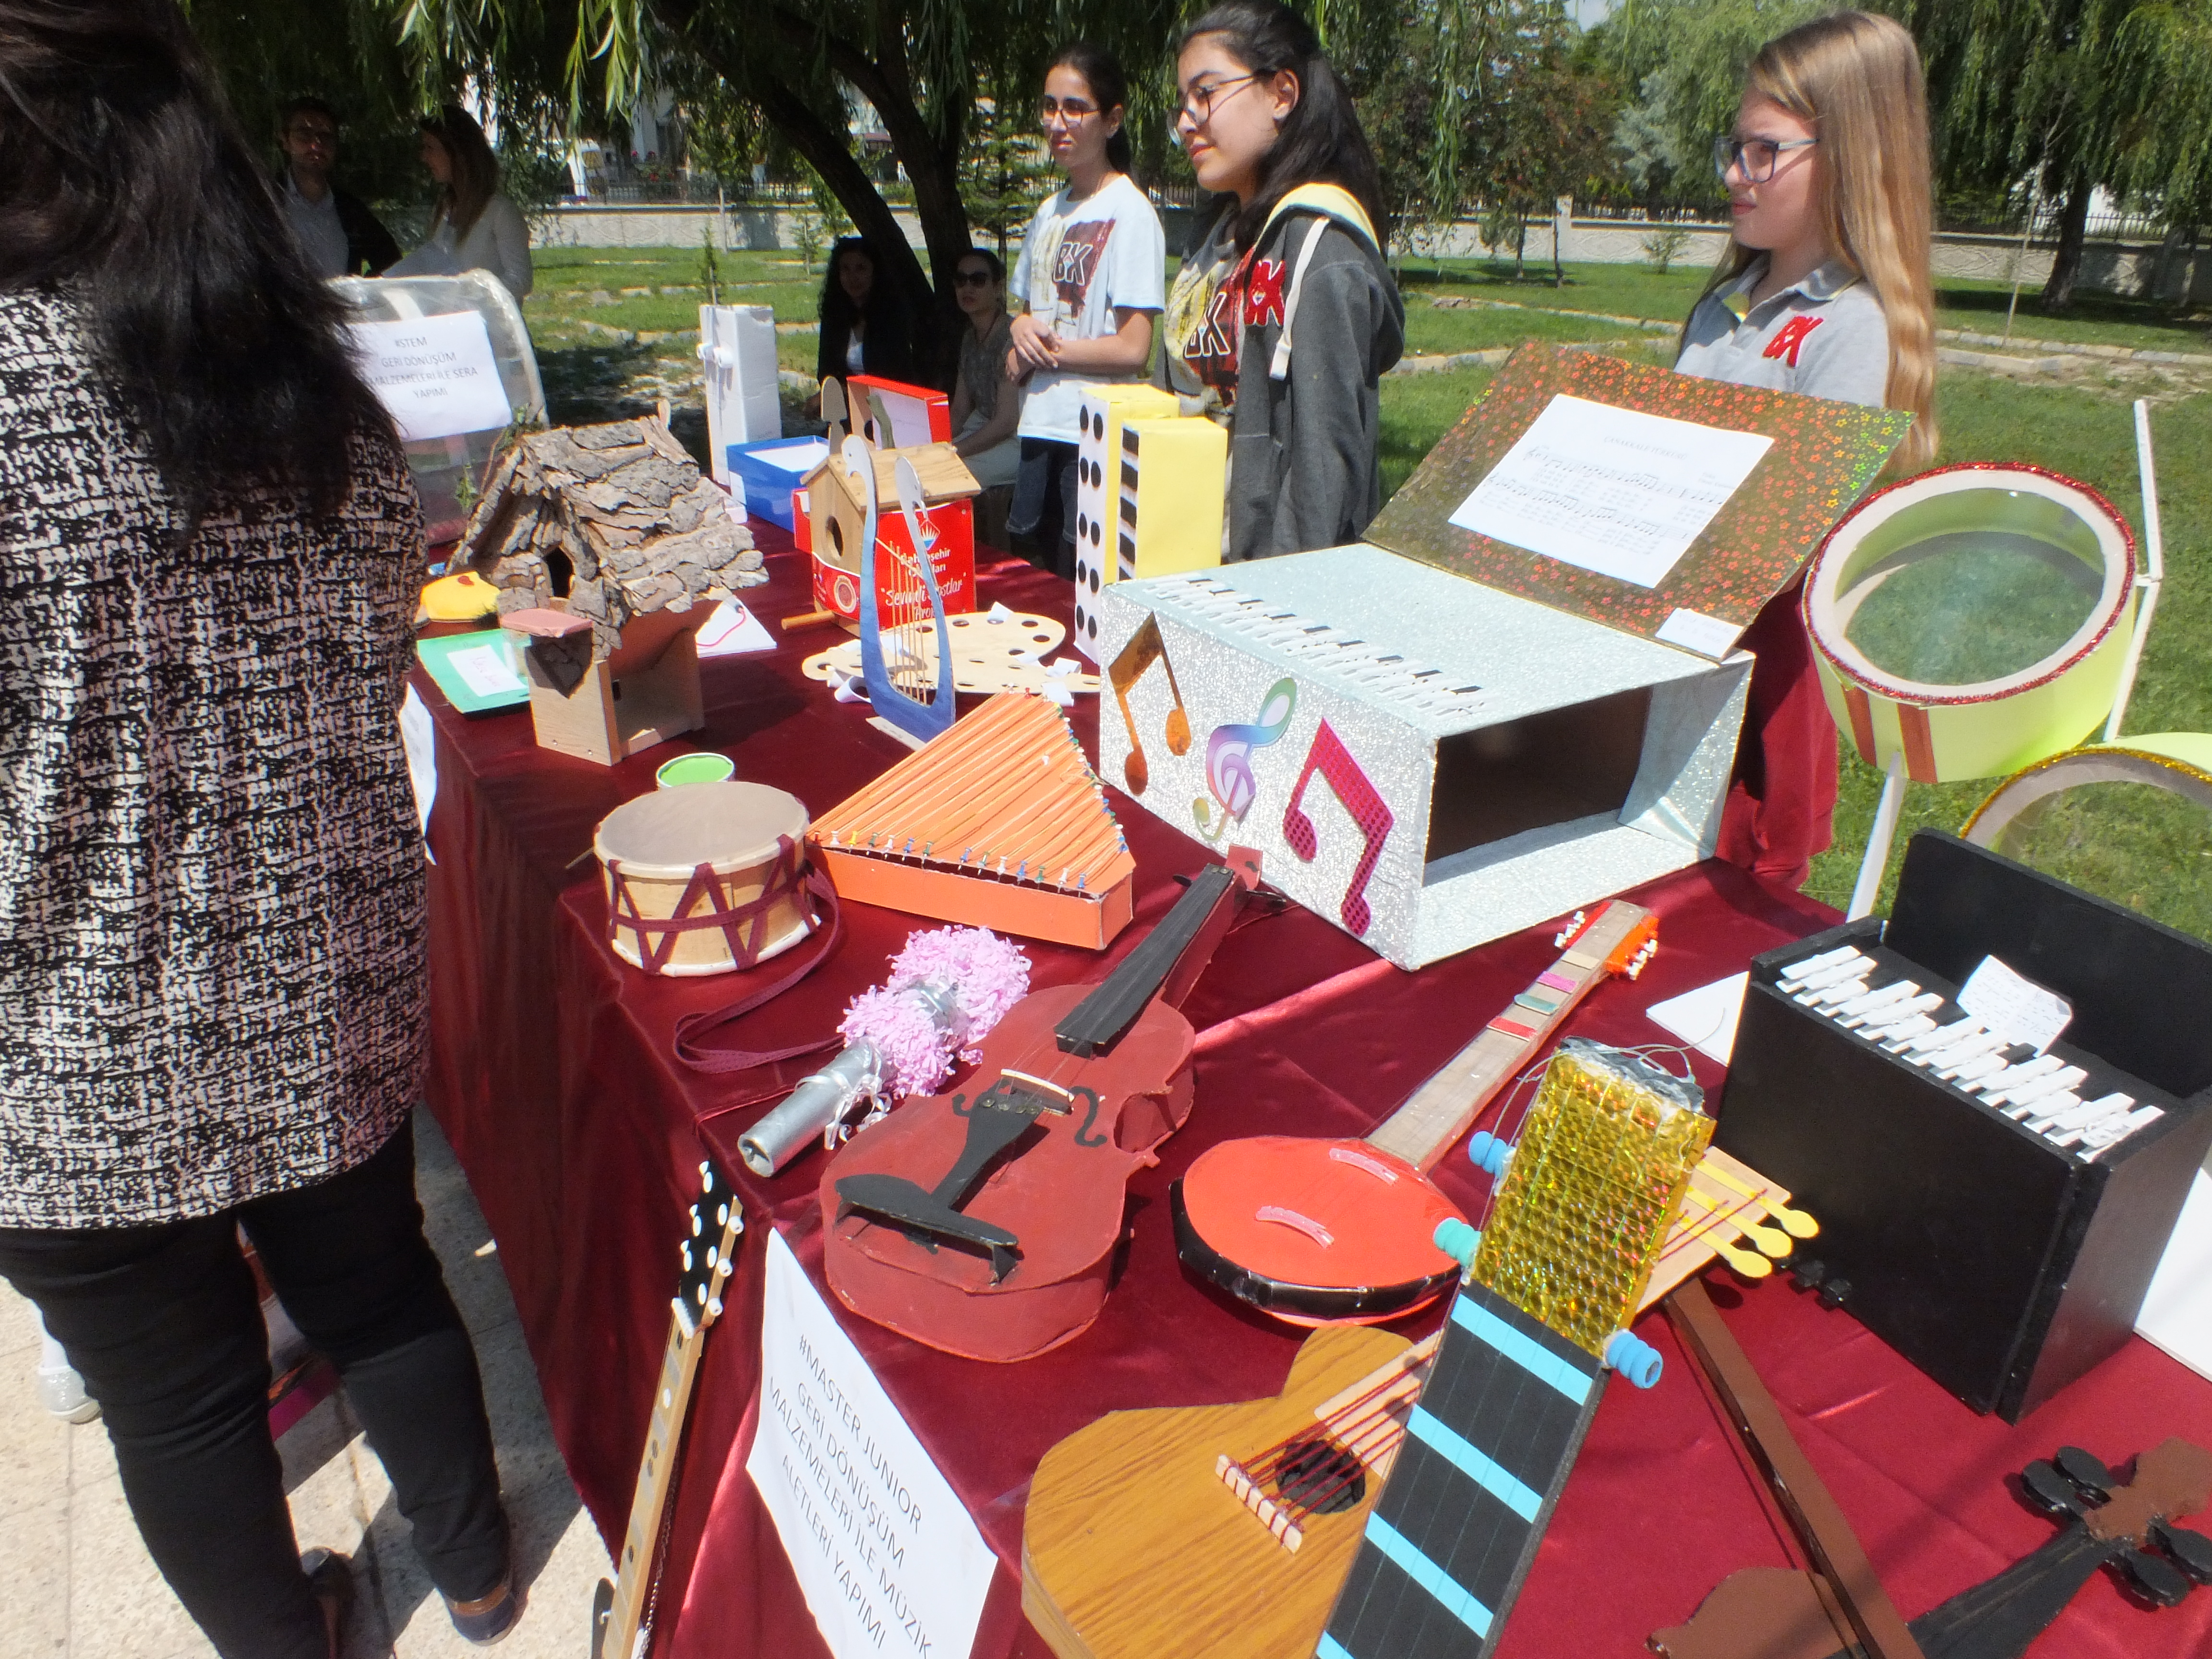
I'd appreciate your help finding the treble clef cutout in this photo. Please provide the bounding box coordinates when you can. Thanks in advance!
[1107,614,1192,794]
[1281,721,1392,936]
[1193,677,1297,840]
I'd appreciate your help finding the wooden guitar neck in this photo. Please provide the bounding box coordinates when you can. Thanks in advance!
[1366,901,1656,1172]
[593,1161,744,1659]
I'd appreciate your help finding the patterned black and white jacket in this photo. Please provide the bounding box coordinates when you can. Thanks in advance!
[0,286,428,1228]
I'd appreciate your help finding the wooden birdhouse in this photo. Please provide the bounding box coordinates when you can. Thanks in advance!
[804,441,981,627]
[461,408,765,765]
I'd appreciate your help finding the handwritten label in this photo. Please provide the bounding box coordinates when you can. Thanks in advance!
[748,1229,994,1659]
[445,641,524,699]
[344,311,512,442]
[1449,394,1773,588]
[1655,606,1743,659]
[1958,955,2073,1054]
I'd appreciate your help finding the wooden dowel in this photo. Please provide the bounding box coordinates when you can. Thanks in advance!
[1667,1279,1928,1659]
[781,607,836,630]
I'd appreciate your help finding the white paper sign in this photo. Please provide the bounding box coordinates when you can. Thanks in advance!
[1448,394,1774,589]
[445,641,526,699]
[1958,955,2073,1053]
[345,311,513,442]
[397,685,438,863]
[2137,1168,2212,1384]
[749,1229,995,1659]
[697,597,777,658]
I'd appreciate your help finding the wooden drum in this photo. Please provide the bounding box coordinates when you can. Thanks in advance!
[593,781,815,976]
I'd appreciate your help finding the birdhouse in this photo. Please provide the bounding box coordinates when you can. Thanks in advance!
[804,441,981,628]
[461,408,765,765]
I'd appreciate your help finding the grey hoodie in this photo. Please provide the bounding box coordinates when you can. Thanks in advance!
[1158,203,1406,562]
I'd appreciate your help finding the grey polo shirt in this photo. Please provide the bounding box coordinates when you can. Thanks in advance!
[280,171,349,280]
[1674,257,1889,408]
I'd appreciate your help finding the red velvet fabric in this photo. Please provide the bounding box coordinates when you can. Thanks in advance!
[1715,577,1841,892]
[419,529,2212,1659]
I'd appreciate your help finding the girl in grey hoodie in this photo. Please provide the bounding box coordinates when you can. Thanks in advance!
[1157,1,1405,562]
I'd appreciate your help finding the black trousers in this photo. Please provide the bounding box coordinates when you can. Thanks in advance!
[1008,437,1079,577]
[0,1119,506,1659]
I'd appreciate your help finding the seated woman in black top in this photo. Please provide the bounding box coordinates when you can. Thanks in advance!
[815,236,917,386]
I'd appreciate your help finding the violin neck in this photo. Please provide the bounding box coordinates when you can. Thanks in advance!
[1902,1525,2113,1659]
[1056,858,1250,1058]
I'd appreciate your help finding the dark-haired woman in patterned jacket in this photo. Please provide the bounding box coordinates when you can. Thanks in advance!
[0,2,514,1654]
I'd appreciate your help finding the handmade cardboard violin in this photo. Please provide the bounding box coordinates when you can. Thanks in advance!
[821,854,1257,1361]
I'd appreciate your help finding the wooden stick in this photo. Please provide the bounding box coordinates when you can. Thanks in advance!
[1667,1279,1929,1659]
[781,607,836,630]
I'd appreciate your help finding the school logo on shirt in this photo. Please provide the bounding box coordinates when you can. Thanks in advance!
[1242,258,1286,328]
[1762,314,1823,368]
[1052,221,1114,313]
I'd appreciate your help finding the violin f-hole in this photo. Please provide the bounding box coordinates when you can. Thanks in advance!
[1281,721,1392,936]
[1108,615,1192,795]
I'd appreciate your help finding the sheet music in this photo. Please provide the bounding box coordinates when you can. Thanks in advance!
[1449,395,1774,589]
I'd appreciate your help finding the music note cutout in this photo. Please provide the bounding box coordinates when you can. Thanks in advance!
[1107,614,1192,795]
[1281,721,1392,936]
[1192,677,1297,840]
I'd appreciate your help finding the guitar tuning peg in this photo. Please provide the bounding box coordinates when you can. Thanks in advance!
[2118,1546,2193,1608]
[2055,1444,2114,1501]
[2022,1459,2089,1519]
[2151,1518,2212,1585]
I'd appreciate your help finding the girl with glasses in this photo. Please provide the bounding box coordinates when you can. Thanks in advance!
[1156,0,1403,561]
[1673,11,1937,890]
[1006,42,1166,574]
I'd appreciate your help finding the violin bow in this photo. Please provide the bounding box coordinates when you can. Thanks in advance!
[1665,1277,1929,1659]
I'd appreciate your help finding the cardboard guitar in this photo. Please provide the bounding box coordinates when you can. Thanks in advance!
[591,1158,744,1659]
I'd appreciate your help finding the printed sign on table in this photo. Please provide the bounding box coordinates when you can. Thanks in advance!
[345,310,513,442]
[748,1228,995,1659]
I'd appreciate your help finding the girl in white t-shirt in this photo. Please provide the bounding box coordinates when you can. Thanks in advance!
[1006,43,1166,575]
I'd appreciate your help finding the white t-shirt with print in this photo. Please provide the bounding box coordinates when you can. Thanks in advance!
[1011,174,1166,444]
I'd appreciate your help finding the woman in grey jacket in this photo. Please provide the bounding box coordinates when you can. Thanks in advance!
[1157,0,1404,561]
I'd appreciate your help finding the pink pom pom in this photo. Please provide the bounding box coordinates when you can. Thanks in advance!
[838,927,1030,1098]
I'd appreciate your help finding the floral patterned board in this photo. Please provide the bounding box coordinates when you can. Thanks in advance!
[1365,344,1913,642]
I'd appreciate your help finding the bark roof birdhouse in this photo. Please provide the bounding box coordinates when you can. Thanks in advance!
[460,410,764,661]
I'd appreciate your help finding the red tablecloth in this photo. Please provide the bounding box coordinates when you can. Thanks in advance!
[419,526,2212,1659]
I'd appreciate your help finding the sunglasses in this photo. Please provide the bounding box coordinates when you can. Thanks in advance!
[953,269,997,287]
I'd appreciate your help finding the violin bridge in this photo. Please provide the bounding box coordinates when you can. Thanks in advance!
[997,1070,1075,1113]
[1215,1455,1303,1553]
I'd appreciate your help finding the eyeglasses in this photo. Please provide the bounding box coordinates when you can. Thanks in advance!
[1037,96,1099,125]
[953,269,996,287]
[1175,73,1258,126]
[1713,135,1817,183]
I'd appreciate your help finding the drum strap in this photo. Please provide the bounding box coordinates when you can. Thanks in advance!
[668,849,846,1075]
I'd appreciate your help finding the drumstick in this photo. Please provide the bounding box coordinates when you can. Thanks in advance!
[1695,1158,1819,1238]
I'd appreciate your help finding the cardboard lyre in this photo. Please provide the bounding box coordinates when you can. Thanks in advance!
[856,446,958,744]
[1097,345,1911,968]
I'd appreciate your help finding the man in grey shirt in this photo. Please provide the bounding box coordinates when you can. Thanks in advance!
[1674,256,1891,408]
[276,97,401,280]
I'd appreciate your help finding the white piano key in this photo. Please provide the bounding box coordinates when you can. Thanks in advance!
[1980,1055,2064,1107]
[2087,1106,2165,1160]
[1872,1015,1939,1048]
[1998,1066,2087,1115]
[1904,1018,1982,1057]
[1857,993,1942,1037]
[1835,980,1919,1024]
[1929,1032,2009,1075]
[1779,945,1865,986]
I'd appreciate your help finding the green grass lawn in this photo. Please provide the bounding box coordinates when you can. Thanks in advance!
[522,245,2211,937]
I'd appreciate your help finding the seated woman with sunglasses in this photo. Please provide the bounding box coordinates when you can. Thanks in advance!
[1158,1,1403,561]
[1006,43,1165,574]
[1674,11,1937,890]
[949,249,1020,490]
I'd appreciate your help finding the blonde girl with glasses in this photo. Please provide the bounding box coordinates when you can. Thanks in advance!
[1157,0,1404,561]
[1005,42,1166,575]
[1673,11,1937,890]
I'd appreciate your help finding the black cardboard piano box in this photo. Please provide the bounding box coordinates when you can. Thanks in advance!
[1716,831,2212,1422]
